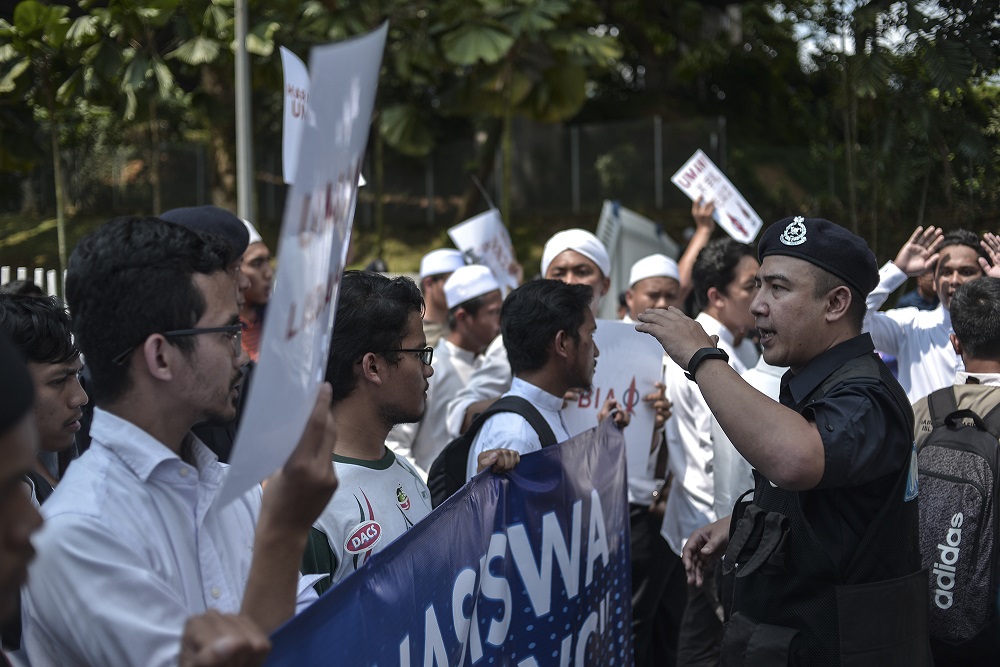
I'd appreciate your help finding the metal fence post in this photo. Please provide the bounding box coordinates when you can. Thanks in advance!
[570,125,581,214]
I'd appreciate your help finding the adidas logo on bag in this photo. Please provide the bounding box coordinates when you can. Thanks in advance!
[933,512,963,610]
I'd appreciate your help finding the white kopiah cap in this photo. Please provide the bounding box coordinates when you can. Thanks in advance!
[420,249,466,279]
[629,254,680,287]
[540,229,611,279]
[444,265,501,309]
[242,219,263,246]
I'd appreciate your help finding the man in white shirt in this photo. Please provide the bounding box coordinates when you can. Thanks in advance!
[661,237,760,666]
[22,217,338,667]
[386,264,502,475]
[864,227,988,402]
[419,248,467,348]
[466,279,626,480]
[622,253,687,667]
[446,229,613,438]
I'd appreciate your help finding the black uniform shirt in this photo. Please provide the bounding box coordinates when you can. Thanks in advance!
[777,333,913,574]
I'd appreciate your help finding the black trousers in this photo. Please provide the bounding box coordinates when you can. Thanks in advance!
[630,503,687,667]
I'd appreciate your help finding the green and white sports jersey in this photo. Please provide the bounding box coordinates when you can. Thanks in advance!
[302,446,432,593]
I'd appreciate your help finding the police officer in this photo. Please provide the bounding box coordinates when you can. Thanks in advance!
[636,217,931,666]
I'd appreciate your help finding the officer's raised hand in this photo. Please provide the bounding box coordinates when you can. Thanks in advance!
[634,307,718,371]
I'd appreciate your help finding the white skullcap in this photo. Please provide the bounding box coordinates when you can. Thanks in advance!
[444,265,501,309]
[629,254,680,287]
[242,219,263,246]
[420,249,466,279]
[541,229,611,279]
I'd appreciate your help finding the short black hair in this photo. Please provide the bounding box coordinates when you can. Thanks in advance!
[810,265,867,332]
[938,229,986,262]
[446,292,493,330]
[325,271,424,402]
[0,280,44,296]
[692,238,755,311]
[501,279,593,375]
[65,216,234,405]
[950,277,1000,360]
[0,295,78,365]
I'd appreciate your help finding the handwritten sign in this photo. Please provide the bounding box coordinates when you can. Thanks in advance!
[447,208,519,293]
[280,47,311,185]
[563,320,666,483]
[671,149,763,243]
[220,25,388,505]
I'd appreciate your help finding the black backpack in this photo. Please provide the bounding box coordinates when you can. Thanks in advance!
[917,387,1000,660]
[427,395,557,508]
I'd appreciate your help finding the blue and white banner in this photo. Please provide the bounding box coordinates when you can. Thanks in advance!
[266,419,632,666]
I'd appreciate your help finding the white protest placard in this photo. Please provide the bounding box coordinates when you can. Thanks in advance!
[671,149,763,243]
[280,46,311,185]
[447,208,520,293]
[562,320,665,481]
[221,24,388,505]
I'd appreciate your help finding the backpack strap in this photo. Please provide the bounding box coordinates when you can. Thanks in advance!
[927,387,959,428]
[981,401,1000,439]
[477,395,558,448]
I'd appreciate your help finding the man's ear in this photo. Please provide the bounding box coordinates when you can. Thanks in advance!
[553,329,572,360]
[598,275,611,299]
[824,285,851,322]
[950,332,963,357]
[359,351,385,387]
[141,334,174,381]
[706,286,724,309]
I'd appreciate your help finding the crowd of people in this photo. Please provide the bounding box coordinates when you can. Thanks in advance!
[1,200,1000,667]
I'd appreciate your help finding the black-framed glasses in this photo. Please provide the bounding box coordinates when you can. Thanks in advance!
[112,323,246,365]
[378,346,433,366]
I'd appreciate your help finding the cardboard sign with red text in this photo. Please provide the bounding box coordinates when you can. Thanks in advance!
[671,149,762,243]
[220,25,387,505]
[562,320,666,481]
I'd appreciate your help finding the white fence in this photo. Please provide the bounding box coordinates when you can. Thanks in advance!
[0,266,61,297]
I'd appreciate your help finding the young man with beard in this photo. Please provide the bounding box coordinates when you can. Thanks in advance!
[639,217,929,665]
[238,220,273,363]
[386,264,503,476]
[465,279,627,481]
[21,217,338,666]
[303,271,517,592]
[864,227,988,402]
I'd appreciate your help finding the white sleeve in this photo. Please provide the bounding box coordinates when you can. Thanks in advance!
[23,517,190,667]
[711,416,753,518]
[465,414,541,481]
[863,262,909,355]
[446,336,512,438]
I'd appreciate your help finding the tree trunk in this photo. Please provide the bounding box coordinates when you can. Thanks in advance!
[149,95,162,214]
[47,99,67,296]
[200,66,237,210]
[452,117,503,224]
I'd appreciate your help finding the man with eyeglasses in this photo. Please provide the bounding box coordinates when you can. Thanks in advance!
[386,264,503,477]
[21,217,338,666]
[302,271,517,591]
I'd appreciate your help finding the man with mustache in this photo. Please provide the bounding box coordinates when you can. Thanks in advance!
[638,217,930,665]
[0,295,88,503]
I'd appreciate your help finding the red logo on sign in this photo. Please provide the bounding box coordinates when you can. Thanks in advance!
[345,520,382,554]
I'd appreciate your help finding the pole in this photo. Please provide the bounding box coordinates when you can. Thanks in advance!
[235,0,254,220]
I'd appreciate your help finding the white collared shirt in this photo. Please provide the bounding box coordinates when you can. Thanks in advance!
[22,408,318,667]
[864,262,963,402]
[660,312,759,556]
[466,377,571,480]
[446,334,511,439]
[711,357,786,518]
[386,338,480,475]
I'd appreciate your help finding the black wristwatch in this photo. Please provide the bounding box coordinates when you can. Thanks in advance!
[685,347,729,382]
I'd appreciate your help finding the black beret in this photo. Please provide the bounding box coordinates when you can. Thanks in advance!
[159,205,250,257]
[0,331,34,436]
[758,216,879,296]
